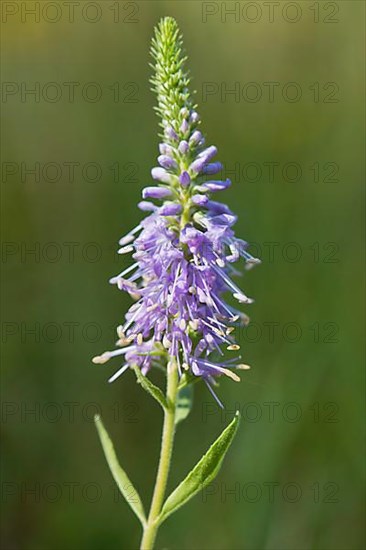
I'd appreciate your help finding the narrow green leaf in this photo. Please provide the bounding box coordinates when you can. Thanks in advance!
[175,384,193,425]
[158,411,241,524]
[132,364,168,410]
[94,415,146,526]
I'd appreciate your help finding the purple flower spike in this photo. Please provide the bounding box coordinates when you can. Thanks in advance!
[94,16,259,406]
[179,171,191,187]
[142,186,172,199]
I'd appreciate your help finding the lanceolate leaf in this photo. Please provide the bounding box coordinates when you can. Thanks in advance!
[175,384,193,425]
[94,415,146,526]
[158,411,240,524]
[132,364,168,410]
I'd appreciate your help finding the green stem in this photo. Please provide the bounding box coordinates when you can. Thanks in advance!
[140,361,179,550]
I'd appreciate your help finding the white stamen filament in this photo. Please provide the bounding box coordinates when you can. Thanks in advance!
[207,316,226,328]
[212,263,245,296]
[122,305,142,333]
[109,263,139,284]
[167,263,181,307]
[108,364,129,383]
[118,224,142,246]
[92,345,135,365]
[201,319,231,344]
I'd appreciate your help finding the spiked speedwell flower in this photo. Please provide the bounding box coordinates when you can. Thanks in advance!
[92,17,260,405]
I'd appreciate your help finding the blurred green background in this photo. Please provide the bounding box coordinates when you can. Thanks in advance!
[1,1,365,549]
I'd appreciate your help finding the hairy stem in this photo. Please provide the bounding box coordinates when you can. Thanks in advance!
[140,361,179,550]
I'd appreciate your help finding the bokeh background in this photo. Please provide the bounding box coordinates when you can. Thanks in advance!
[1,1,365,549]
